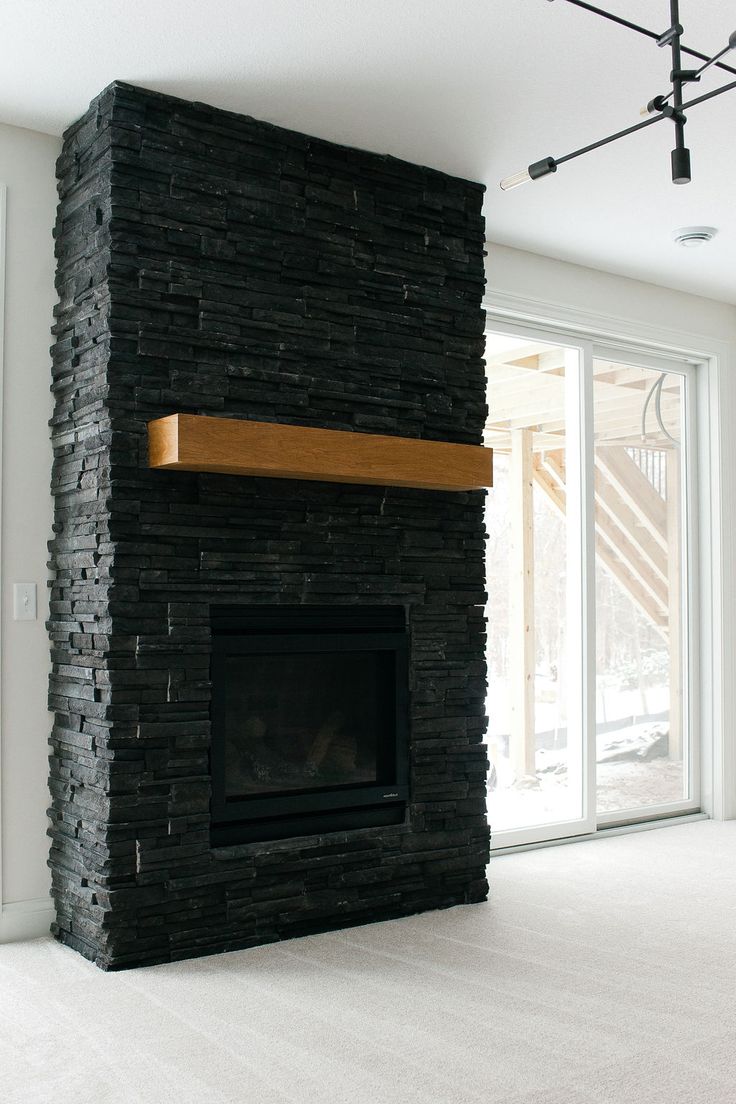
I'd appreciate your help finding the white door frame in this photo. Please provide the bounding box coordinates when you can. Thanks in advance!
[484,288,734,832]
[0,184,6,919]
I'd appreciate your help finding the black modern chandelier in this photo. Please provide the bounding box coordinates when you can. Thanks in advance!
[500,0,736,190]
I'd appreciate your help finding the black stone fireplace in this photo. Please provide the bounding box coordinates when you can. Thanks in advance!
[48,80,490,969]
[210,606,409,845]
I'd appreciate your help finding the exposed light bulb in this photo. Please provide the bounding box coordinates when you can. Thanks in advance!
[499,157,557,192]
[499,168,531,191]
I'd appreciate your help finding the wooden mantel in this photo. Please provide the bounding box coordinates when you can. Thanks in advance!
[148,414,492,492]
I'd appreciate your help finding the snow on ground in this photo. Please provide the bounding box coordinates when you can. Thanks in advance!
[486,677,683,832]
[489,756,685,832]
[488,717,685,832]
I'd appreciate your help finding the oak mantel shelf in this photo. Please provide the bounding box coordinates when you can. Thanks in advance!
[148,414,493,492]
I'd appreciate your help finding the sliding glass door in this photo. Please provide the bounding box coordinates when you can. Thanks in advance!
[592,348,696,826]
[485,325,698,848]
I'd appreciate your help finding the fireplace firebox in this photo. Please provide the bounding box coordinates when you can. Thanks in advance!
[210,607,409,845]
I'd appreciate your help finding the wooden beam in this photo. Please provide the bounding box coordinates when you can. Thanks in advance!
[539,450,565,490]
[485,343,560,367]
[595,446,667,550]
[533,458,668,639]
[593,538,668,639]
[532,458,565,516]
[149,414,493,492]
[593,467,668,585]
[544,451,668,606]
[488,365,679,429]
[595,513,669,615]
[510,429,536,778]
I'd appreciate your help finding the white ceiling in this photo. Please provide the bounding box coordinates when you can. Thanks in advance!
[1,0,735,302]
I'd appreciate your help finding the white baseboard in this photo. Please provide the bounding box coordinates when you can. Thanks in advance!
[0,897,54,944]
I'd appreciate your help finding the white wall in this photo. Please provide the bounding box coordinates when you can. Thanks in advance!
[0,121,60,939]
[486,243,736,343]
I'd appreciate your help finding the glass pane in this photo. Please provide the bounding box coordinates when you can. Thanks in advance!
[592,359,687,816]
[222,651,392,796]
[485,335,584,833]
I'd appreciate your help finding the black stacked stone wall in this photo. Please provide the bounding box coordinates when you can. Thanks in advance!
[48,81,489,969]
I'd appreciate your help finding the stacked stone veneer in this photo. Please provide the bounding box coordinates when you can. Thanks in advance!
[48,81,489,969]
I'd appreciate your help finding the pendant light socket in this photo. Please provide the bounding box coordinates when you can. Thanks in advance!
[671,146,692,184]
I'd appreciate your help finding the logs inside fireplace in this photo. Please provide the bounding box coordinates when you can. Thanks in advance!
[210,607,409,844]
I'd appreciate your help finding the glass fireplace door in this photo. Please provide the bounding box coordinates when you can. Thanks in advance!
[221,648,392,798]
[209,606,409,845]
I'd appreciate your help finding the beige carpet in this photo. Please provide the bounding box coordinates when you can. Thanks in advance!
[2,820,736,1104]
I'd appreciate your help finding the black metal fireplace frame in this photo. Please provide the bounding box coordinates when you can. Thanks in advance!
[209,606,410,845]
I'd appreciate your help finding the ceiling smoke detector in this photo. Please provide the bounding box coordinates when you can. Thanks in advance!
[673,226,718,247]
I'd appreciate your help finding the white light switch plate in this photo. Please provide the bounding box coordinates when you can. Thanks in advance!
[13,582,37,621]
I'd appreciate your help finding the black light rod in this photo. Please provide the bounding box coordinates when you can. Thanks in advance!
[548,74,736,170]
[666,39,736,78]
[670,0,684,123]
[557,0,661,43]
[555,111,667,168]
[668,0,690,183]
[689,39,735,79]
[655,39,736,108]
[556,0,736,77]
[682,74,736,111]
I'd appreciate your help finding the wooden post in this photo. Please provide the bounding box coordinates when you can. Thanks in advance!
[509,429,536,778]
[666,448,682,761]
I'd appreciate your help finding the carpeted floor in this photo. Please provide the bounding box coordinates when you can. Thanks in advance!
[2,819,735,1103]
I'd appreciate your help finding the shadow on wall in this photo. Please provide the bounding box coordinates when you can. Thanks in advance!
[138,76,489,182]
